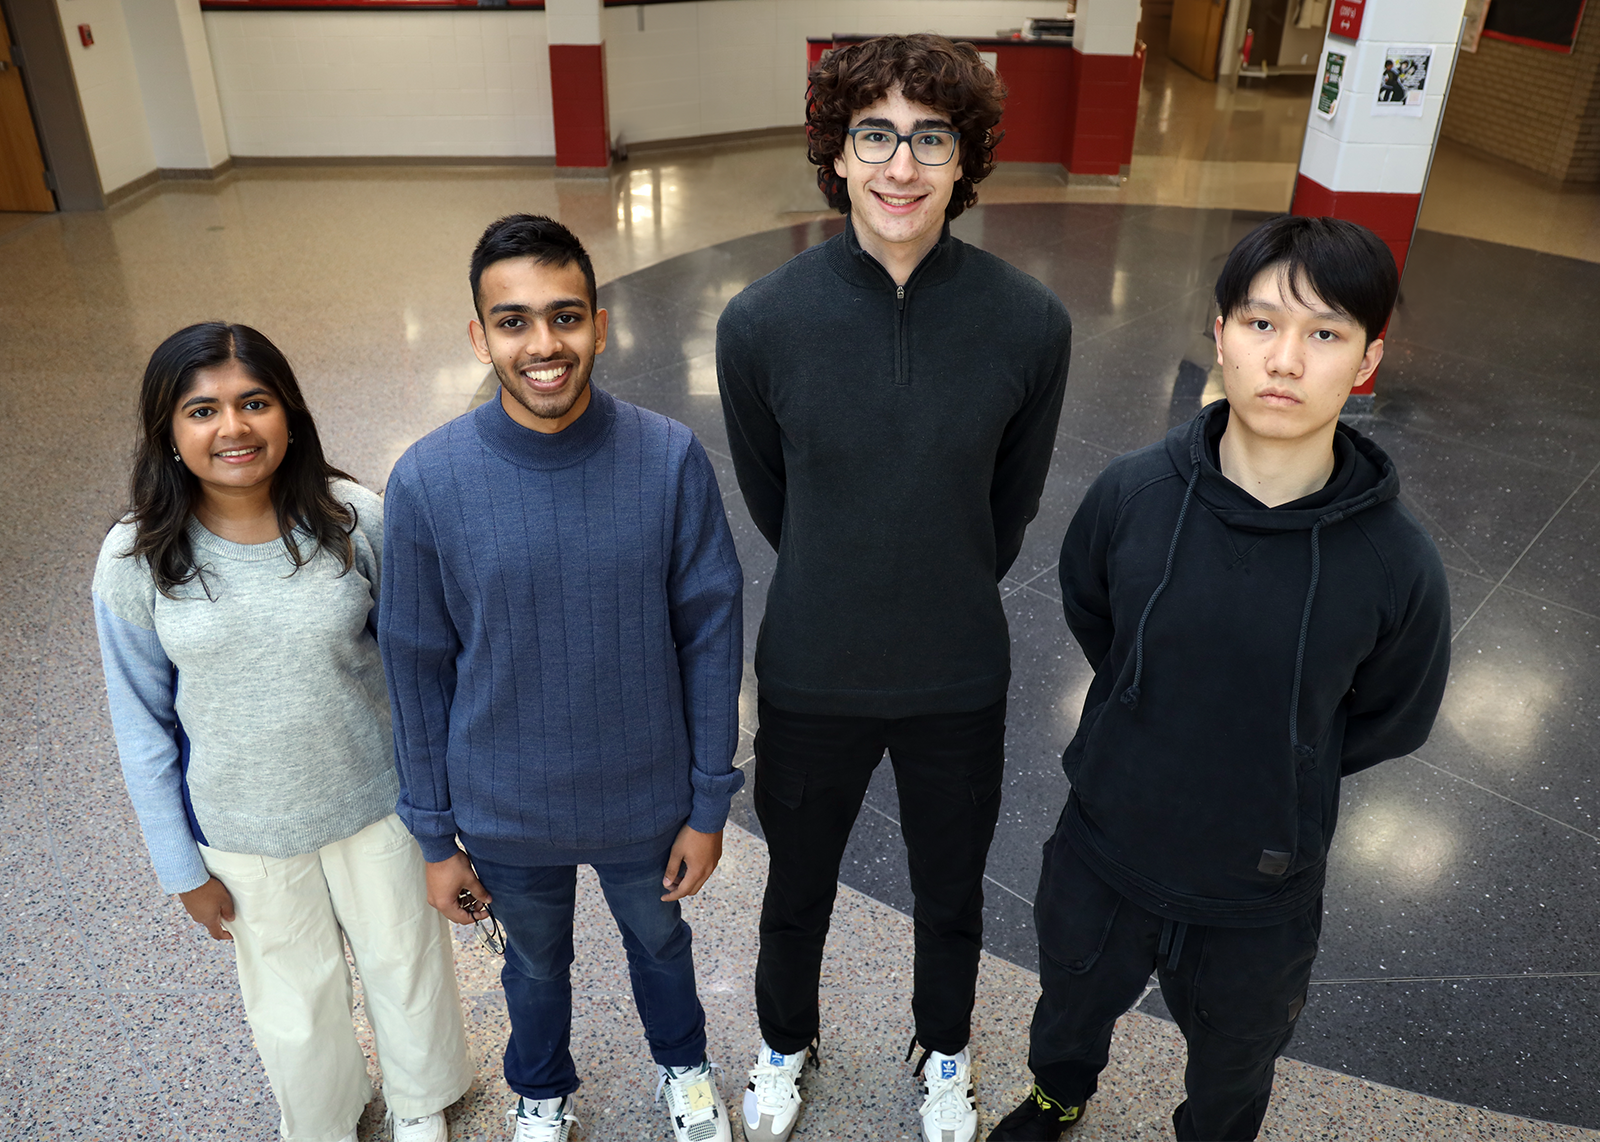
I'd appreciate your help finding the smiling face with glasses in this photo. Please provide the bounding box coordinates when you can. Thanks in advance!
[833,87,963,284]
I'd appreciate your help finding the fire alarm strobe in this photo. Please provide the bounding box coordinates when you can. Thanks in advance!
[78,23,93,47]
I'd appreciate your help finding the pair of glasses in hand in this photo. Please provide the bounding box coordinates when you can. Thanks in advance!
[456,889,506,956]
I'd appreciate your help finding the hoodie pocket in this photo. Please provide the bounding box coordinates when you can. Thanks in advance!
[1291,741,1341,875]
[1060,698,1110,787]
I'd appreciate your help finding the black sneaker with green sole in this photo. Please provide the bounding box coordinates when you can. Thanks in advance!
[985,1084,1085,1141]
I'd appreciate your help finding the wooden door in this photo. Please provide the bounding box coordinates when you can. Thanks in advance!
[0,6,55,212]
[1169,0,1228,81]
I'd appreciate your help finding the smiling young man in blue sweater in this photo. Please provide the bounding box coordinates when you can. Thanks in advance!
[380,215,744,1142]
[989,216,1451,1141]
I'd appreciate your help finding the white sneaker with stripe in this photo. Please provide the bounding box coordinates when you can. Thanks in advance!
[657,1058,732,1142]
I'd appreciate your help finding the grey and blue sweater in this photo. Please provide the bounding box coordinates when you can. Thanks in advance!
[93,480,397,894]
[379,388,744,867]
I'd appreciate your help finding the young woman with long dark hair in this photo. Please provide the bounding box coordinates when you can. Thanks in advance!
[92,322,473,1142]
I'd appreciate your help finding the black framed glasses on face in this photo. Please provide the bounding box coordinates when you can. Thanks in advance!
[846,126,959,166]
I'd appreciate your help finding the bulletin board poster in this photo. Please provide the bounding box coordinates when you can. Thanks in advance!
[1372,45,1432,117]
[1316,48,1346,119]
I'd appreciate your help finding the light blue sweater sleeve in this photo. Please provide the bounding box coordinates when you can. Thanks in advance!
[92,592,210,894]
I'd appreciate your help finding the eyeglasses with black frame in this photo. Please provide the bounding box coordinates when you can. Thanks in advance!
[846,126,959,166]
[457,889,506,956]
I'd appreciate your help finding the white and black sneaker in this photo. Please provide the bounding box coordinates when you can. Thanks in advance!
[912,1042,977,1142]
[507,1094,578,1142]
[741,1039,815,1141]
[657,1058,732,1142]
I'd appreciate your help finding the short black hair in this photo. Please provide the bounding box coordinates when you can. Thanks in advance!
[469,214,597,316]
[1215,215,1399,344]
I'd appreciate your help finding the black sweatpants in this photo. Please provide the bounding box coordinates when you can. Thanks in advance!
[1028,824,1321,1141]
[752,696,1007,1057]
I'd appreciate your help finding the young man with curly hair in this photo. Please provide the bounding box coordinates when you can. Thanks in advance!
[716,34,1072,1142]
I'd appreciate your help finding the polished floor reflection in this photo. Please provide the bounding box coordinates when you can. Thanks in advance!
[595,206,1600,1129]
[2,87,1598,1135]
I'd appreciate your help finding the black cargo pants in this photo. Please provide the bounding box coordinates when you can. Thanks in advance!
[751,695,1007,1057]
[1027,824,1321,1141]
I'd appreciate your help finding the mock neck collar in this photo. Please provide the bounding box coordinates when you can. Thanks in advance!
[826,216,963,290]
[472,385,617,471]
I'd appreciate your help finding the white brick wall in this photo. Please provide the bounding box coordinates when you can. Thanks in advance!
[606,0,1073,147]
[203,9,555,157]
[56,0,159,192]
[1297,0,1466,195]
[200,0,1069,158]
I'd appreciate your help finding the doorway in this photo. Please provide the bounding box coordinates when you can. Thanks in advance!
[0,3,54,211]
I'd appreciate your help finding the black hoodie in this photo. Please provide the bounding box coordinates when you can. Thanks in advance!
[1057,402,1451,926]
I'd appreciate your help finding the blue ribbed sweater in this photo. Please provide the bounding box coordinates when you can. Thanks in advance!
[379,388,745,866]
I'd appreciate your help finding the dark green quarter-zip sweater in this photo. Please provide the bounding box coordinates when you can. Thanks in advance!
[716,220,1071,717]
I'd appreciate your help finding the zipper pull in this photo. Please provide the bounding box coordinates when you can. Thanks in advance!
[896,284,905,310]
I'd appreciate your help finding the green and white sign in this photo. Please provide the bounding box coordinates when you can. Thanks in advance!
[1316,49,1346,120]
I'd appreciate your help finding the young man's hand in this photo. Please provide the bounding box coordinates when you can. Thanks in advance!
[662,825,723,902]
[426,850,493,924]
[178,876,235,940]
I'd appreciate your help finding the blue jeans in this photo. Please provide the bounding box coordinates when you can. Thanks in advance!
[470,845,708,1100]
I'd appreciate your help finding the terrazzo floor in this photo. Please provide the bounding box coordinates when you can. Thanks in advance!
[4,42,1600,1139]
[329,826,1599,1142]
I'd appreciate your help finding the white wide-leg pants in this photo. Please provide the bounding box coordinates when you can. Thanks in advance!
[201,813,473,1142]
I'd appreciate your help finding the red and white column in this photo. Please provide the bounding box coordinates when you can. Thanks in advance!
[546,0,610,173]
[1291,0,1467,401]
[1063,0,1146,179]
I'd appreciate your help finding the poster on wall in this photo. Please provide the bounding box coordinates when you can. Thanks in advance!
[1371,45,1432,117]
[1461,0,1493,52]
[1315,48,1346,119]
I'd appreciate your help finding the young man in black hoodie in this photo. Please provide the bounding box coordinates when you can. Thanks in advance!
[717,33,1071,1142]
[989,216,1451,1142]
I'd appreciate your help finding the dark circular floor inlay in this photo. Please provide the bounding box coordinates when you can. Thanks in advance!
[594,205,1600,1129]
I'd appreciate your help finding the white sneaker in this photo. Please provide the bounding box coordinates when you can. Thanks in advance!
[507,1094,579,1142]
[917,1047,977,1142]
[656,1058,732,1142]
[388,1110,448,1142]
[740,1040,812,1142]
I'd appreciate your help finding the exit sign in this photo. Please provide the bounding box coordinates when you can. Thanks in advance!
[1329,0,1366,39]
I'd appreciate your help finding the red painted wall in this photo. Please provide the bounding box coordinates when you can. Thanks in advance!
[1290,174,1421,394]
[549,42,610,168]
[1064,45,1145,174]
[989,45,1075,164]
[1290,174,1421,278]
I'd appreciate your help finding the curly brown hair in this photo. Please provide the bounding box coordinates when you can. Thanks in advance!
[807,34,1006,221]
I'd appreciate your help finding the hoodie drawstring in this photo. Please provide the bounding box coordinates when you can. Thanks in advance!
[1123,413,1386,757]
[1288,521,1323,760]
[1121,452,1201,711]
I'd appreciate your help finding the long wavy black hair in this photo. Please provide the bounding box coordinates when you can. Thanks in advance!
[124,322,357,597]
